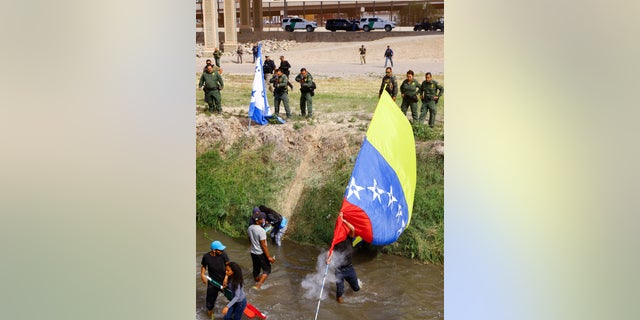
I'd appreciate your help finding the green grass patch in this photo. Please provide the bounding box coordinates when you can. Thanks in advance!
[196,139,297,237]
[381,153,444,263]
[289,157,353,245]
[412,122,444,141]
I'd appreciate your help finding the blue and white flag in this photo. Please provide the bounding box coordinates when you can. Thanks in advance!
[248,44,271,125]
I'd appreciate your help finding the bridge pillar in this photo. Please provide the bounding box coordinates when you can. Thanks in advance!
[252,0,263,32]
[222,0,238,51]
[239,0,252,32]
[202,0,220,55]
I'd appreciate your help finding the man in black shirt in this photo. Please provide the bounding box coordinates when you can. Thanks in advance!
[263,55,276,92]
[200,240,230,318]
[279,56,294,89]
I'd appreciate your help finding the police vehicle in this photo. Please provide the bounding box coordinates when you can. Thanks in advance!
[281,18,317,32]
[357,17,396,32]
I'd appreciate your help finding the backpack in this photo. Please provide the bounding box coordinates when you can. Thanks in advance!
[310,81,317,96]
[259,205,283,226]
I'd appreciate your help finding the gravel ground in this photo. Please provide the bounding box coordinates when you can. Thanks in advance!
[196,34,443,78]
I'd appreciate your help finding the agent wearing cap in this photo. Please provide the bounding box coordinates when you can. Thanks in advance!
[200,240,230,318]
[248,212,276,289]
[295,68,314,118]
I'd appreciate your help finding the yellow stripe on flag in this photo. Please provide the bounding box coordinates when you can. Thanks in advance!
[365,91,417,224]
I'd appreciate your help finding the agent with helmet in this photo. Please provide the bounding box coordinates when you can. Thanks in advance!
[200,240,230,318]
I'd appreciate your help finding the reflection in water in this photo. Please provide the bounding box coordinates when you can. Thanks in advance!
[196,228,443,320]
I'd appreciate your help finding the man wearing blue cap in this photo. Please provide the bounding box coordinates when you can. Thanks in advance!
[200,240,230,318]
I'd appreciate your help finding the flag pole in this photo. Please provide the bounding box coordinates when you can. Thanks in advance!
[314,259,331,320]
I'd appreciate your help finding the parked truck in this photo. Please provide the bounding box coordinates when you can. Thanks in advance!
[413,17,444,32]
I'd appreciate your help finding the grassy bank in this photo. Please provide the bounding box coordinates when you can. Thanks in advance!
[196,72,445,264]
[197,141,444,264]
[196,140,297,238]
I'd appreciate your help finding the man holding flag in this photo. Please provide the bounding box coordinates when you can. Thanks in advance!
[326,213,360,303]
[315,90,416,318]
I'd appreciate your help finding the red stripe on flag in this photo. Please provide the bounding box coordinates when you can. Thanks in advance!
[328,198,374,257]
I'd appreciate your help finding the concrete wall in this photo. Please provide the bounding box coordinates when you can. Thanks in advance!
[196,30,438,45]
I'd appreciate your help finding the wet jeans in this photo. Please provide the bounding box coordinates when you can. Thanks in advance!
[336,264,360,298]
[223,298,247,320]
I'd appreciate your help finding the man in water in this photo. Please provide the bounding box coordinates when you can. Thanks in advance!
[327,213,360,303]
[200,240,230,318]
[248,212,276,290]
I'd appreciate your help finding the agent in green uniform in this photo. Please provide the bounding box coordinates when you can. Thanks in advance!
[419,72,444,127]
[399,70,421,122]
[199,65,224,114]
[270,69,291,118]
[295,68,314,118]
[378,67,398,101]
[213,48,222,67]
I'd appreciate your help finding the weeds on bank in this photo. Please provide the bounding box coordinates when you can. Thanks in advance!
[412,123,444,141]
[293,122,304,130]
[381,153,444,263]
[196,140,296,237]
[289,157,353,245]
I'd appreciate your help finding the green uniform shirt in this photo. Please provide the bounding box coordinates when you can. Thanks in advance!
[213,50,222,59]
[419,80,444,100]
[275,74,289,93]
[199,70,224,91]
[400,79,421,97]
[295,72,314,92]
[379,75,398,98]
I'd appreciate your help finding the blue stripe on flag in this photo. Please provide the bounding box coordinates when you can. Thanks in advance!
[343,138,409,245]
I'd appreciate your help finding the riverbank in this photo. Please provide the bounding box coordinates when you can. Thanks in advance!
[195,35,444,263]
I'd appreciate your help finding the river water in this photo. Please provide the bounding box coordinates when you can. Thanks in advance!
[196,228,443,319]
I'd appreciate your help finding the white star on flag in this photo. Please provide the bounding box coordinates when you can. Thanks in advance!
[397,219,406,235]
[387,186,398,207]
[347,177,365,200]
[395,205,403,220]
[367,179,385,203]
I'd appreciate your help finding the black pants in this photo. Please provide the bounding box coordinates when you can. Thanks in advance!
[205,283,222,311]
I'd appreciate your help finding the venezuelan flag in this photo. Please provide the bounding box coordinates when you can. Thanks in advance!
[329,90,416,252]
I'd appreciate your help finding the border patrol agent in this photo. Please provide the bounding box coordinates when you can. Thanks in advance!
[378,67,398,101]
[295,68,314,118]
[419,72,444,127]
[199,65,224,114]
[400,70,421,122]
[271,68,291,118]
[213,48,222,67]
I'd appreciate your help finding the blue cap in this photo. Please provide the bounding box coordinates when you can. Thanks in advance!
[210,241,226,251]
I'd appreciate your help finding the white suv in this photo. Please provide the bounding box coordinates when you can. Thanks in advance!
[281,18,317,32]
[357,17,396,32]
